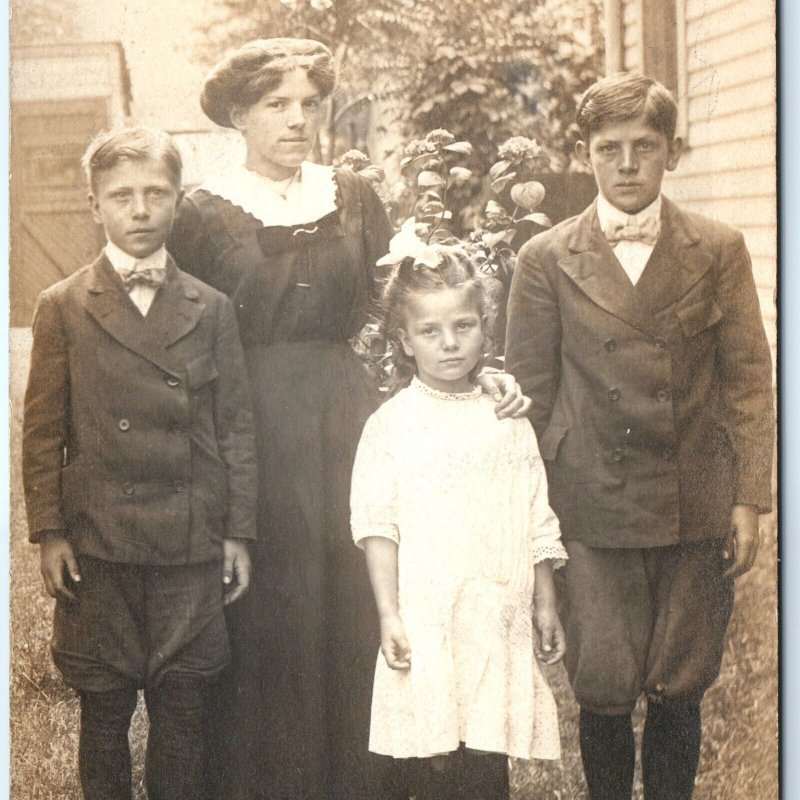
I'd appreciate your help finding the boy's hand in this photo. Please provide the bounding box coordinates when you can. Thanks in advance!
[379,613,412,670]
[533,604,566,665]
[39,534,80,602]
[723,504,760,579]
[222,539,251,605]
[476,371,532,419]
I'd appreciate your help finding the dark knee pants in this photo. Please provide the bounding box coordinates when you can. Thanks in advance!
[562,540,734,713]
[562,540,734,799]
[51,557,229,800]
[52,557,229,692]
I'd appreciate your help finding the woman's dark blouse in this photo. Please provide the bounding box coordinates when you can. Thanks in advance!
[168,167,392,348]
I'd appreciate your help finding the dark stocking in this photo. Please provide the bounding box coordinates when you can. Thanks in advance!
[456,748,509,800]
[641,702,701,800]
[78,687,138,800]
[579,708,635,800]
[144,673,208,800]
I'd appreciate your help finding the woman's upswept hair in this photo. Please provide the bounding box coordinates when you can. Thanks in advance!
[379,246,493,397]
[577,72,678,142]
[201,38,336,127]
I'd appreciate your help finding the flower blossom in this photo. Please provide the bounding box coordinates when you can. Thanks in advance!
[403,139,438,158]
[497,136,543,163]
[425,129,456,146]
[339,149,370,170]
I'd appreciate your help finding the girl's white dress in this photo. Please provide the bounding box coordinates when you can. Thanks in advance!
[350,377,567,761]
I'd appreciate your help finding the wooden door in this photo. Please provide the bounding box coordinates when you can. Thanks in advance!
[10,98,108,326]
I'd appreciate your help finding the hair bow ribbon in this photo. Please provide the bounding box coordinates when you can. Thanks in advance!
[376,219,443,269]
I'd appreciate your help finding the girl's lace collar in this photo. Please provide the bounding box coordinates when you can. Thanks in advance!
[199,161,338,227]
[411,376,482,401]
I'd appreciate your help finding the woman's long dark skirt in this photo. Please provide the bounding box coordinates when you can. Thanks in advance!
[203,343,402,800]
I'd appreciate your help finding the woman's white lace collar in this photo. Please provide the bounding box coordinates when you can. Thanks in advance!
[199,161,338,227]
[411,376,482,401]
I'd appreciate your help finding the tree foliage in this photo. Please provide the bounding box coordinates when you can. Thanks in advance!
[390,0,604,171]
[191,0,603,168]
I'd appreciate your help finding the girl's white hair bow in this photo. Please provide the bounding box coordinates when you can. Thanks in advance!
[376,218,443,269]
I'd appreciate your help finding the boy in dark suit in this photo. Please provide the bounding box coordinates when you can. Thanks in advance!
[506,74,773,799]
[22,127,257,800]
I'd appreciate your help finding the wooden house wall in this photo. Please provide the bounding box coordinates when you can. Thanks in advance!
[617,0,776,349]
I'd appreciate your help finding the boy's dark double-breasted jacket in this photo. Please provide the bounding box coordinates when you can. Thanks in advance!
[23,254,257,564]
[506,197,773,548]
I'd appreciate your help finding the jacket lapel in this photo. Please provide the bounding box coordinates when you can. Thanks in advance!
[85,255,205,376]
[557,201,660,336]
[634,197,714,313]
[144,256,206,348]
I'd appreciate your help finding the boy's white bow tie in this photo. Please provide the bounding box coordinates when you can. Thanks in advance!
[119,265,167,291]
[604,216,660,246]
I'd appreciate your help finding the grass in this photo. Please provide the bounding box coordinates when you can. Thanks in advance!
[8,327,778,799]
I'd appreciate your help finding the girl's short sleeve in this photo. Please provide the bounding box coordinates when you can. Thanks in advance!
[523,425,568,567]
[350,410,400,548]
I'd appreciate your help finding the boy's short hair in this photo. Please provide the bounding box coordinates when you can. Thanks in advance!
[82,127,183,193]
[577,73,678,142]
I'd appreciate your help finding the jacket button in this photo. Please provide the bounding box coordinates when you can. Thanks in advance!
[118,418,130,431]
[656,388,670,403]
[122,482,134,495]
[165,376,181,387]
[654,683,665,693]
[174,481,185,493]
[604,338,617,352]
[611,448,625,462]
[171,425,185,436]
[607,387,621,402]
[663,447,675,461]
[655,338,667,349]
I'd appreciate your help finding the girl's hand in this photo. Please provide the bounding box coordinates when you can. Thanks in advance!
[476,371,532,419]
[533,604,566,665]
[379,613,412,670]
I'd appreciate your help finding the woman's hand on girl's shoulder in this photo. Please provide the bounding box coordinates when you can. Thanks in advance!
[379,613,412,670]
[476,371,532,419]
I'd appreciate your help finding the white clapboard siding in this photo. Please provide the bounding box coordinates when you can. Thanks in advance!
[618,0,776,342]
[685,0,772,35]
[685,0,773,24]
[687,78,774,124]
[662,167,775,203]
[687,22,775,73]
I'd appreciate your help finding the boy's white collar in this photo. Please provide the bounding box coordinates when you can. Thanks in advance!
[199,161,338,228]
[596,193,662,229]
[105,241,167,274]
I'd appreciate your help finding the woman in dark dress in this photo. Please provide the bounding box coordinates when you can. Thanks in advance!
[168,38,527,800]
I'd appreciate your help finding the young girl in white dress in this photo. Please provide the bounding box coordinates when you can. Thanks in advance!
[350,243,568,799]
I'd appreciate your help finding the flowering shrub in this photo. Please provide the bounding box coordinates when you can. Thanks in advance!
[347,130,552,384]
